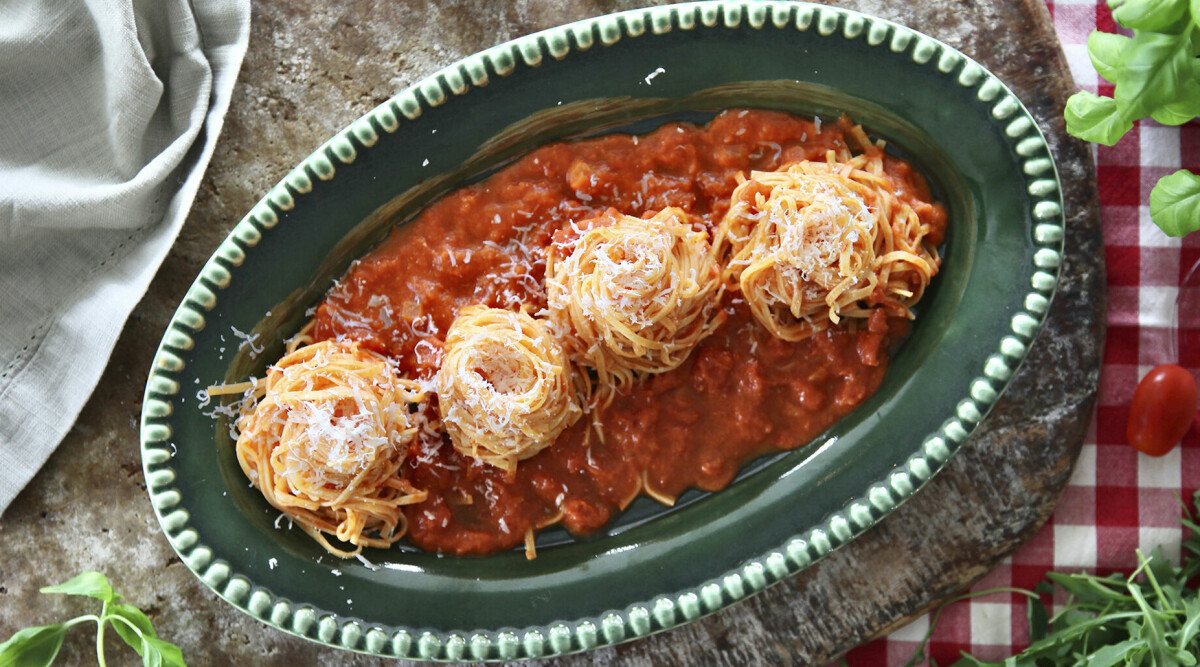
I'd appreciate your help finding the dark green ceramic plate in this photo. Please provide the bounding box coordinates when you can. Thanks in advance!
[140,1,1064,661]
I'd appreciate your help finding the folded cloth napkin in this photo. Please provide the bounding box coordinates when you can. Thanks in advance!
[0,0,250,513]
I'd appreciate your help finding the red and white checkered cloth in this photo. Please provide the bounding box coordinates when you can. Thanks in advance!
[846,1,1200,663]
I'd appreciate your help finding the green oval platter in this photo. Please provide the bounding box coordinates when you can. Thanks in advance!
[140,1,1064,661]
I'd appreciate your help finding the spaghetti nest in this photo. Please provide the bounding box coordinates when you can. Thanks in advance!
[545,207,725,404]
[234,339,428,557]
[713,130,941,341]
[436,305,583,472]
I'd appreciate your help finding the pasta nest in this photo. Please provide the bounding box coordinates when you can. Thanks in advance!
[436,305,583,472]
[545,207,726,403]
[714,153,939,341]
[234,339,428,556]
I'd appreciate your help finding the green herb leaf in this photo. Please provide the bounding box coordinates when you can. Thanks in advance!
[109,603,156,656]
[1115,29,1194,120]
[1179,598,1200,649]
[1027,594,1049,643]
[1114,0,1190,31]
[940,493,1200,664]
[1065,91,1134,145]
[1089,639,1150,666]
[1047,572,1135,605]
[1129,581,1175,666]
[1151,100,1200,124]
[1193,0,1200,30]
[0,624,67,667]
[39,572,117,604]
[142,637,186,667]
[5,571,185,667]
[1088,31,1130,83]
[1150,169,1200,236]
[1152,59,1200,123]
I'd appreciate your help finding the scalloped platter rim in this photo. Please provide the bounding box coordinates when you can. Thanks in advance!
[140,1,1064,661]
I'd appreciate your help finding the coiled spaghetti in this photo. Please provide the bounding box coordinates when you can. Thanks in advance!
[233,339,428,557]
[545,207,725,404]
[713,128,941,341]
[436,305,583,472]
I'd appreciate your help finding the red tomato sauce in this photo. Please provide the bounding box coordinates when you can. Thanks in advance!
[310,109,946,555]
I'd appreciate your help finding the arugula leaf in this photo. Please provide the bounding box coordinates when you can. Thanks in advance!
[1088,31,1130,83]
[1150,169,1200,236]
[1114,29,1194,120]
[1046,571,1134,605]
[40,572,117,604]
[1089,638,1151,667]
[1179,598,1200,650]
[1026,594,1049,643]
[1113,0,1190,32]
[0,625,66,667]
[1065,91,1134,145]
[1129,580,1174,665]
[913,493,1200,666]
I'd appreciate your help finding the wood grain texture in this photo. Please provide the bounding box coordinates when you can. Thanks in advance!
[0,1,1101,665]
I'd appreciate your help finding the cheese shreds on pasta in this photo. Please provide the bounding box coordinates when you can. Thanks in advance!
[436,305,583,472]
[232,338,428,557]
[545,207,725,406]
[712,129,940,341]
[221,112,948,560]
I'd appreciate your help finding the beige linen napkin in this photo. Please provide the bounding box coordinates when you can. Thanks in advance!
[0,0,251,512]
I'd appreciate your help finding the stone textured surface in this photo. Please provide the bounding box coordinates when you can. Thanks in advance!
[0,0,1101,665]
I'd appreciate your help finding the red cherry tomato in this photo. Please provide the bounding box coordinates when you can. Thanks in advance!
[1126,364,1199,456]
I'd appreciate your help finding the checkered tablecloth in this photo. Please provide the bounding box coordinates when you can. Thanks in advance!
[845,1,1200,664]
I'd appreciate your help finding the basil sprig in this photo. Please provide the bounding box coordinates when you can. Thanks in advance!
[0,572,185,667]
[1066,0,1200,237]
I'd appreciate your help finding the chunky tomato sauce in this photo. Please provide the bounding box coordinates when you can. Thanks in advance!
[310,109,946,555]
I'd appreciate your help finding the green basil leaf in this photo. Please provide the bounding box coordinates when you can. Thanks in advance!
[109,603,156,656]
[1193,0,1200,31]
[1115,30,1193,120]
[1151,101,1200,124]
[1089,31,1130,83]
[1150,170,1200,236]
[1152,59,1200,124]
[142,637,186,667]
[141,640,162,667]
[0,624,67,667]
[1065,91,1134,145]
[1113,0,1189,31]
[39,571,117,603]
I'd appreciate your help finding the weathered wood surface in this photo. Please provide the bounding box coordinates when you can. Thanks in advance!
[0,0,1101,664]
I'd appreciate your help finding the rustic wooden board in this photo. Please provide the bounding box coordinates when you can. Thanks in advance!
[0,1,1101,664]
